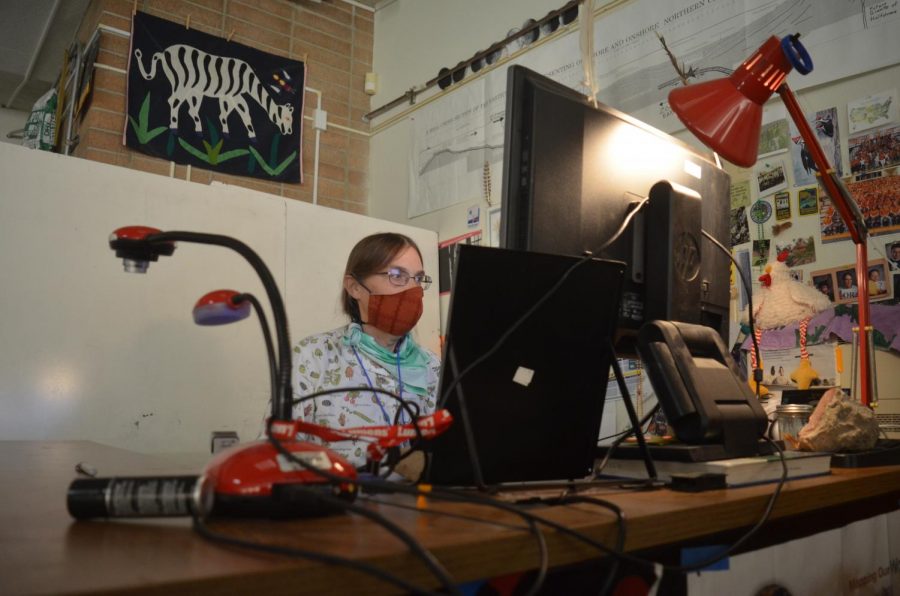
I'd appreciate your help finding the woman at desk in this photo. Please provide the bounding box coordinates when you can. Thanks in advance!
[291,232,440,469]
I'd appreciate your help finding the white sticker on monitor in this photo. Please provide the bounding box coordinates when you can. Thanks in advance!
[684,159,702,179]
[512,366,535,387]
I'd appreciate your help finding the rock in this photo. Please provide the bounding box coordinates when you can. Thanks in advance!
[797,388,879,452]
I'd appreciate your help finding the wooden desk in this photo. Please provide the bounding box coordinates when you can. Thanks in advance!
[2,440,899,595]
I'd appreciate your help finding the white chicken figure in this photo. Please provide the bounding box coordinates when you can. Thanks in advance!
[752,250,833,390]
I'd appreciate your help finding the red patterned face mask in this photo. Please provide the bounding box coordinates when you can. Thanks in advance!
[364,286,424,336]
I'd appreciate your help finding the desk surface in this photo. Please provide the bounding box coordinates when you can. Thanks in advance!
[3,440,900,595]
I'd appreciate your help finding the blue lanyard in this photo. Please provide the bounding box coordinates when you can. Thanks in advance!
[351,346,405,425]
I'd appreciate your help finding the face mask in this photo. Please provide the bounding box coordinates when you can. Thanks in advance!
[364,286,424,336]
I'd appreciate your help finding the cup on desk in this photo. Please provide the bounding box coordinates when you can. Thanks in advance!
[770,404,813,449]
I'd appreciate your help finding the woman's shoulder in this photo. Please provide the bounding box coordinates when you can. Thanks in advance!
[294,325,350,355]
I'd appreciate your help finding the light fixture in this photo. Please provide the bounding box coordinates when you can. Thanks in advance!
[668,35,874,407]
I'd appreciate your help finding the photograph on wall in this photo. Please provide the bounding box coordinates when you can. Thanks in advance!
[730,205,751,246]
[849,126,900,175]
[755,159,787,197]
[774,191,791,221]
[798,186,819,216]
[775,236,816,267]
[888,240,900,272]
[847,88,897,134]
[125,11,305,182]
[811,272,836,302]
[867,261,890,299]
[814,259,893,305]
[730,179,751,209]
[789,270,803,282]
[757,118,790,157]
[752,239,770,268]
[835,267,859,303]
[820,174,900,242]
[790,107,842,187]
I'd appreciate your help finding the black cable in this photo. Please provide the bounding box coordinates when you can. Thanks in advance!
[234,293,277,410]
[264,415,458,595]
[356,494,549,596]
[595,404,660,476]
[190,513,436,595]
[145,231,294,419]
[700,229,763,397]
[289,386,426,468]
[663,437,788,573]
[555,495,626,596]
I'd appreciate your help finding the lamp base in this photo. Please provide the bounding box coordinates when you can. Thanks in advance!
[830,439,900,468]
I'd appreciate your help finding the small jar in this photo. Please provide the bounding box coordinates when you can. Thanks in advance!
[772,404,814,448]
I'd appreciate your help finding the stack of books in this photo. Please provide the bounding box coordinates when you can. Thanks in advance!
[599,450,832,487]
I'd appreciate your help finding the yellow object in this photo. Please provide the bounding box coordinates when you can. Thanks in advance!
[748,377,770,398]
[790,357,819,390]
[835,344,843,373]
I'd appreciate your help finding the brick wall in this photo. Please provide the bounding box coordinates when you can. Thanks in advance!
[71,0,372,214]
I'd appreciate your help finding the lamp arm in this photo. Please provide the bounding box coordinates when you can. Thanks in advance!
[777,83,873,407]
[147,231,293,421]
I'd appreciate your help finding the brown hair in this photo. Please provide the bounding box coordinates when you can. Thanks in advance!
[342,232,423,321]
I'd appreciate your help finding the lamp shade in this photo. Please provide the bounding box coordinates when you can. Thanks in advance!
[668,36,793,168]
[193,289,251,325]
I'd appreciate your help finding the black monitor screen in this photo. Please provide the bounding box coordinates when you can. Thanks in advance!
[500,66,732,351]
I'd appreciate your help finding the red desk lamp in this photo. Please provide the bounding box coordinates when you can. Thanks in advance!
[668,35,874,407]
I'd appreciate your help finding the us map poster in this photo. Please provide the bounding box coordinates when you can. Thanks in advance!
[409,0,900,217]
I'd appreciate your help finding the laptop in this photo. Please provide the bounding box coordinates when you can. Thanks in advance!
[424,244,626,488]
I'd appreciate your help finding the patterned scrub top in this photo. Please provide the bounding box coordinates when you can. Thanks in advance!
[292,324,441,468]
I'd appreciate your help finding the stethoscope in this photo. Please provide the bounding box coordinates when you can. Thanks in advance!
[350,343,406,426]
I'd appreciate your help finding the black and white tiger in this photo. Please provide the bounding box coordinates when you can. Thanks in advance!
[133,44,294,139]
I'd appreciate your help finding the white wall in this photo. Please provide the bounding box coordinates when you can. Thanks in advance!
[0,144,439,453]
[370,0,570,238]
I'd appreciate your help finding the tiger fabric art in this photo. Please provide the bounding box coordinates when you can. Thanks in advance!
[133,45,293,140]
[125,11,304,182]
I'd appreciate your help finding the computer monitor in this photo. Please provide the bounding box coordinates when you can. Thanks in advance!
[500,66,732,353]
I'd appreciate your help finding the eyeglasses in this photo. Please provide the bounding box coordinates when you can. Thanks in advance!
[376,267,432,290]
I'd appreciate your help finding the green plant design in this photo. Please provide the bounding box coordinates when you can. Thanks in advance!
[128,92,168,144]
[177,137,249,165]
[248,145,297,176]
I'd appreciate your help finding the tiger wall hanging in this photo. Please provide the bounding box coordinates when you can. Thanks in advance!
[125,11,305,182]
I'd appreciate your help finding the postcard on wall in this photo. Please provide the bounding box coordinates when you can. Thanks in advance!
[730,179,751,209]
[847,88,897,134]
[774,191,791,221]
[736,249,751,309]
[775,236,816,267]
[849,126,900,175]
[752,239,771,268]
[487,207,502,248]
[730,205,751,246]
[790,107,842,187]
[438,230,481,295]
[755,159,787,197]
[758,118,790,157]
[821,174,900,242]
[798,187,819,216]
[753,346,838,388]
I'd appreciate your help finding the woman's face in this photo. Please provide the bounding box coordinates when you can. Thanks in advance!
[346,245,425,325]
[843,274,854,288]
